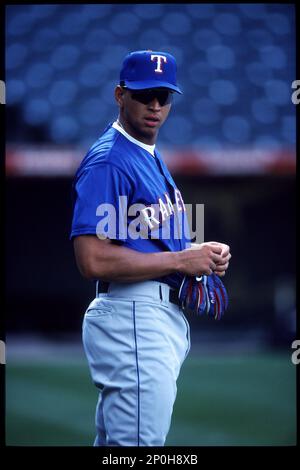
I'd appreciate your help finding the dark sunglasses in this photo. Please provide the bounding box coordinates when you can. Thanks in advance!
[123,87,173,106]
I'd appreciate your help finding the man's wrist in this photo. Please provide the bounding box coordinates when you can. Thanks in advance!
[156,250,183,275]
[169,250,184,274]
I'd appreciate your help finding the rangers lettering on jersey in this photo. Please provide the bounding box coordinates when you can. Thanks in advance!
[95,191,187,240]
[141,190,185,229]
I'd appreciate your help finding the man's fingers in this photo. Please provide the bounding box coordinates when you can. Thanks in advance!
[208,242,231,259]
[210,245,223,254]
[211,252,223,264]
[206,241,230,250]
[217,256,230,266]
[215,270,226,277]
[222,251,231,262]
[215,262,229,271]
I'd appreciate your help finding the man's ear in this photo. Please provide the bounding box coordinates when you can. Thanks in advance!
[115,85,125,107]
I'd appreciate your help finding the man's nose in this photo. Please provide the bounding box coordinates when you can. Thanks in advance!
[148,97,161,110]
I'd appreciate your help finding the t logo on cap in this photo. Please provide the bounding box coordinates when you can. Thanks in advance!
[151,54,167,73]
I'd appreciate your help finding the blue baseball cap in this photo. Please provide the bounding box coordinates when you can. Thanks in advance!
[119,50,182,94]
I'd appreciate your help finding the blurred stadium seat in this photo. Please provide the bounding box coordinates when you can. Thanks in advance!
[5,3,296,169]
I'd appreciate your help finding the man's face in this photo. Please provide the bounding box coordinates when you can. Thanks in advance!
[115,86,173,145]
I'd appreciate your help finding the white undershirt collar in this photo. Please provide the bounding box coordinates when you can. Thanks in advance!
[112,120,156,157]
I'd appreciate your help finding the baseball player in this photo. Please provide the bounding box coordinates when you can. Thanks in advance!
[70,50,231,446]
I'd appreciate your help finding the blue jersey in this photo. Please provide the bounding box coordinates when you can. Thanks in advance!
[70,123,191,288]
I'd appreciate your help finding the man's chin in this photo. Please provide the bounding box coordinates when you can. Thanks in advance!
[137,125,158,143]
[128,121,160,144]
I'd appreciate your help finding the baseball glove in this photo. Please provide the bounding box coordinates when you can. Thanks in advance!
[178,273,228,320]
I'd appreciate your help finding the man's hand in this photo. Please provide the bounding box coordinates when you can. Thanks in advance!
[202,242,231,277]
[180,241,231,277]
[178,242,225,276]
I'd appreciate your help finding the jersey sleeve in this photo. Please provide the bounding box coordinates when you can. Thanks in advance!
[70,163,132,242]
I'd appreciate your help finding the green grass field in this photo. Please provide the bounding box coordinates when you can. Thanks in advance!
[6,351,296,446]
